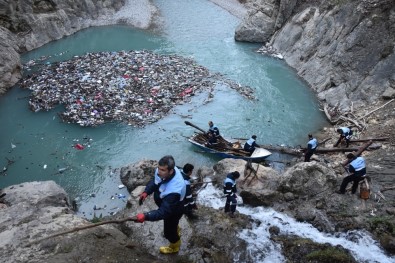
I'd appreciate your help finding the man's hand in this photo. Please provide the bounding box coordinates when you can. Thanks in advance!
[130,213,145,223]
[139,192,148,206]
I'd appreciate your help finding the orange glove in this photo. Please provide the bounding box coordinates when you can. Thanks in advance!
[131,213,145,223]
[139,192,148,205]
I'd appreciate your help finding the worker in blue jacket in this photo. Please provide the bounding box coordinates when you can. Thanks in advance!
[206,121,220,145]
[337,153,366,194]
[304,134,318,162]
[223,171,240,217]
[244,135,260,154]
[180,163,198,219]
[334,127,353,147]
[131,155,186,254]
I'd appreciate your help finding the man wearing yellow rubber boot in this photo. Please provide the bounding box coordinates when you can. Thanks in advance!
[131,155,186,254]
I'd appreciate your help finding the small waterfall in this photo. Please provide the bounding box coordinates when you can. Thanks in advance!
[197,181,395,263]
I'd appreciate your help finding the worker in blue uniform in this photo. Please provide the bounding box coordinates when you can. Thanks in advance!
[180,163,198,219]
[131,155,186,254]
[243,135,260,154]
[334,127,353,147]
[223,171,240,217]
[207,121,220,145]
[304,134,318,162]
[337,153,366,194]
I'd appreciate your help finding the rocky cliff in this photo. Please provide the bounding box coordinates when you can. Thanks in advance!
[0,0,126,94]
[236,0,395,110]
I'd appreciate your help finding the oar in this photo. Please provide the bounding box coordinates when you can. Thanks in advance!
[184,121,206,134]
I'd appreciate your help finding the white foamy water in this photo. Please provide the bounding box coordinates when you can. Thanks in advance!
[197,181,395,263]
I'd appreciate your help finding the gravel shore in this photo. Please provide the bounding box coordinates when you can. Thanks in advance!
[115,0,247,30]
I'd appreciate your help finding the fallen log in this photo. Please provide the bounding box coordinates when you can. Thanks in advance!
[362,99,394,118]
[380,186,395,192]
[350,137,389,142]
[342,140,373,166]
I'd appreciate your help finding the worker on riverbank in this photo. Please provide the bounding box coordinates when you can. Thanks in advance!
[334,127,353,148]
[337,153,366,194]
[223,171,240,217]
[244,135,260,154]
[181,163,198,219]
[131,155,186,254]
[207,121,220,145]
[304,134,318,162]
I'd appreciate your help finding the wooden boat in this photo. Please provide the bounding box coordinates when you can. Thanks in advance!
[188,132,272,162]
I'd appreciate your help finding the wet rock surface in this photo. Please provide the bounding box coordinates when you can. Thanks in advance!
[19,50,254,127]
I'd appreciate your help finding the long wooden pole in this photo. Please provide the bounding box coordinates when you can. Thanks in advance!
[26,218,133,247]
[342,140,372,166]
[184,121,206,133]
[350,137,389,142]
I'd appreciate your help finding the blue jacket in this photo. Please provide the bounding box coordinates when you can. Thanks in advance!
[307,138,318,150]
[223,173,237,197]
[244,138,259,151]
[181,170,195,210]
[349,157,366,176]
[208,125,220,137]
[143,167,186,221]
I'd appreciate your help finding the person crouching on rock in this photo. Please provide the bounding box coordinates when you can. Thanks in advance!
[131,155,186,254]
[223,171,240,217]
[334,127,353,148]
[337,153,366,194]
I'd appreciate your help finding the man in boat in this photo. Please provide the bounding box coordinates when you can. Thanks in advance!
[243,135,260,154]
[223,171,240,218]
[337,153,366,194]
[206,121,220,145]
[333,126,353,147]
[304,134,318,162]
[131,155,186,254]
[180,163,198,219]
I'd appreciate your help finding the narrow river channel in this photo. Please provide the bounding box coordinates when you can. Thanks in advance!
[0,0,326,219]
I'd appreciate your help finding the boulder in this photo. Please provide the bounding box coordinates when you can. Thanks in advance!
[120,159,157,192]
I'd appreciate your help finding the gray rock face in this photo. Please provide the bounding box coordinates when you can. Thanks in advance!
[237,0,395,110]
[0,27,21,93]
[0,0,126,94]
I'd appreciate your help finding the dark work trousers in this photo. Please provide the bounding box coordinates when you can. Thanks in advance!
[163,212,183,243]
[340,174,365,194]
[225,195,237,213]
[304,149,316,162]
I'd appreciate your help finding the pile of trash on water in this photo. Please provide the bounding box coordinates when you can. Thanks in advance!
[20,50,255,127]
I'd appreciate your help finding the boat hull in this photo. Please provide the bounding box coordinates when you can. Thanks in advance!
[188,135,271,162]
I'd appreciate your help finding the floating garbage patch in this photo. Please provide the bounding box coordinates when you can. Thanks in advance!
[20,50,254,127]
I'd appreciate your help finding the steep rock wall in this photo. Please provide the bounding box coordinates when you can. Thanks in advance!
[0,0,125,94]
[236,0,395,110]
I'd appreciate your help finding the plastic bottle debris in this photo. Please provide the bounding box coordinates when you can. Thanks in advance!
[74,144,84,150]
[118,184,125,189]
[20,50,255,128]
[43,164,47,169]
[58,167,67,173]
[117,194,126,199]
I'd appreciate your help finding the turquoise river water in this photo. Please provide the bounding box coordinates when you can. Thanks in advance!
[0,0,328,218]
